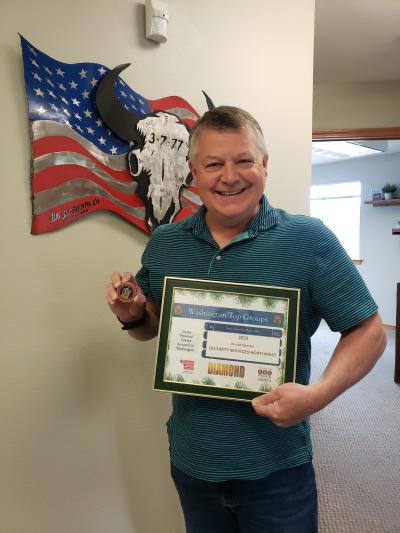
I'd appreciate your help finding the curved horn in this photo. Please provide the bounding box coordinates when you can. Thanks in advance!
[202,90,216,111]
[96,63,141,144]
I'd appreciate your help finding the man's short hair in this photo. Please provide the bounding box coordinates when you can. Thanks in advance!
[188,105,267,162]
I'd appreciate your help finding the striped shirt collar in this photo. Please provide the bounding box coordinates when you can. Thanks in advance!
[182,195,279,238]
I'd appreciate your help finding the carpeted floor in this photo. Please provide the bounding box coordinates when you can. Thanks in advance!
[310,322,400,533]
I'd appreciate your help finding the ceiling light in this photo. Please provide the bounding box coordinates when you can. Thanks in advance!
[312,141,383,160]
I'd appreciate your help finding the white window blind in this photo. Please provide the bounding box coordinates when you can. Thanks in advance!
[310,181,361,259]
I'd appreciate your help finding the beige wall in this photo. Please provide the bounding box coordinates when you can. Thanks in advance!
[0,1,315,531]
[313,80,400,130]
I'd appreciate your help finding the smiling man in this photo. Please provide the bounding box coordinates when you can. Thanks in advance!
[187,115,268,247]
[107,106,386,533]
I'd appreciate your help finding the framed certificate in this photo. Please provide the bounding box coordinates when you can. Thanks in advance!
[154,277,300,402]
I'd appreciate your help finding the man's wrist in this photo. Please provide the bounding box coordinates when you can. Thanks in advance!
[117,312,147,330]
[308,380,338,411]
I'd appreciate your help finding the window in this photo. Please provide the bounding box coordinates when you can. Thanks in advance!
[310,181,361,259]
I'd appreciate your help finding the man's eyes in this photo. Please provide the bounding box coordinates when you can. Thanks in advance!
[236,159,254,168]
[204,160,255,171]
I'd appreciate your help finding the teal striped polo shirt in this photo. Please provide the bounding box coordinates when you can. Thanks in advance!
[135,196,377,481]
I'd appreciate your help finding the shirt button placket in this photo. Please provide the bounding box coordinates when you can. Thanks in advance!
[208,252,222,275]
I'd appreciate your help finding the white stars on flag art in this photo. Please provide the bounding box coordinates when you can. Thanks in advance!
[21,35,152,155]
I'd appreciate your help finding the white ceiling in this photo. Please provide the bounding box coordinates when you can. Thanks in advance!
[314,0,400,83]
[312,139,400,166]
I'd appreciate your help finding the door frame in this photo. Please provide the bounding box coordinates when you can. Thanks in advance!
[313,127,400,141]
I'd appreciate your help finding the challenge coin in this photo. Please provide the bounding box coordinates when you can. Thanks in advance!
[117,282,137,302]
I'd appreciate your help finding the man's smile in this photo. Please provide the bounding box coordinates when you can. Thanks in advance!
[216,188,246,196]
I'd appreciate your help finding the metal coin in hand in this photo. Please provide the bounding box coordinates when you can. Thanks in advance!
[117,282,137,302]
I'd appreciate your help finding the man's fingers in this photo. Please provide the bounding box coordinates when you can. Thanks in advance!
[251,384,312,427]
[111,272,123,286]
[133,291,146,306]
[252,389,281,408]
[121,272,134,283]
[106,282,119,304]
[110,271,136,289]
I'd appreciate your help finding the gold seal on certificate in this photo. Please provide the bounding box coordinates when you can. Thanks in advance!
[154,277,300,402]
[117,282,137,302]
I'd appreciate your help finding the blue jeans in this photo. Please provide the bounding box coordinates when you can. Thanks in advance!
[171,462,318,533]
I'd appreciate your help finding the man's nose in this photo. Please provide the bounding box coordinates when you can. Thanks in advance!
[220,162,239,183]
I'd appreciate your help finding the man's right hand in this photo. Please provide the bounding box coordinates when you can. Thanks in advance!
[106,271,147,324]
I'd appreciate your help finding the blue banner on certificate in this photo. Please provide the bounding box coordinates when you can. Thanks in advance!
[154,277,300,402]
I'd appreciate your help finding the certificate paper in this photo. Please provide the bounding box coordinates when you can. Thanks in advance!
[154,277,300,402]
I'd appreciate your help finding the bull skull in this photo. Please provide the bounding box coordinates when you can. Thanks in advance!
[96,64,215,230]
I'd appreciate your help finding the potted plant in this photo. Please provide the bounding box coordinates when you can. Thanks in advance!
[382,183,397,200]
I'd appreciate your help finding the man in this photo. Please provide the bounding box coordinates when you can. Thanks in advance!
[106,106,386,532]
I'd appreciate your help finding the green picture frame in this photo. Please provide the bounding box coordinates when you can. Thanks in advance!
[154,277,300,402]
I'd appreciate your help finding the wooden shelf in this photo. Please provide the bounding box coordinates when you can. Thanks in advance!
[392,229,400,235]
[364,199,400,207]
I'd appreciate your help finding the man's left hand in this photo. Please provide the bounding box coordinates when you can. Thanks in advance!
[252,383,321,427]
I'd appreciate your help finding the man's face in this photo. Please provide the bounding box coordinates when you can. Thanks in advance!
[189,127,268,231]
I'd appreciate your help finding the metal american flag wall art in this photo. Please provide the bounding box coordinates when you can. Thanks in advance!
[20,35,214,234]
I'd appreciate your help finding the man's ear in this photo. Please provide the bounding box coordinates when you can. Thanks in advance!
[262,153,269,170]
[188,161,197,183]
